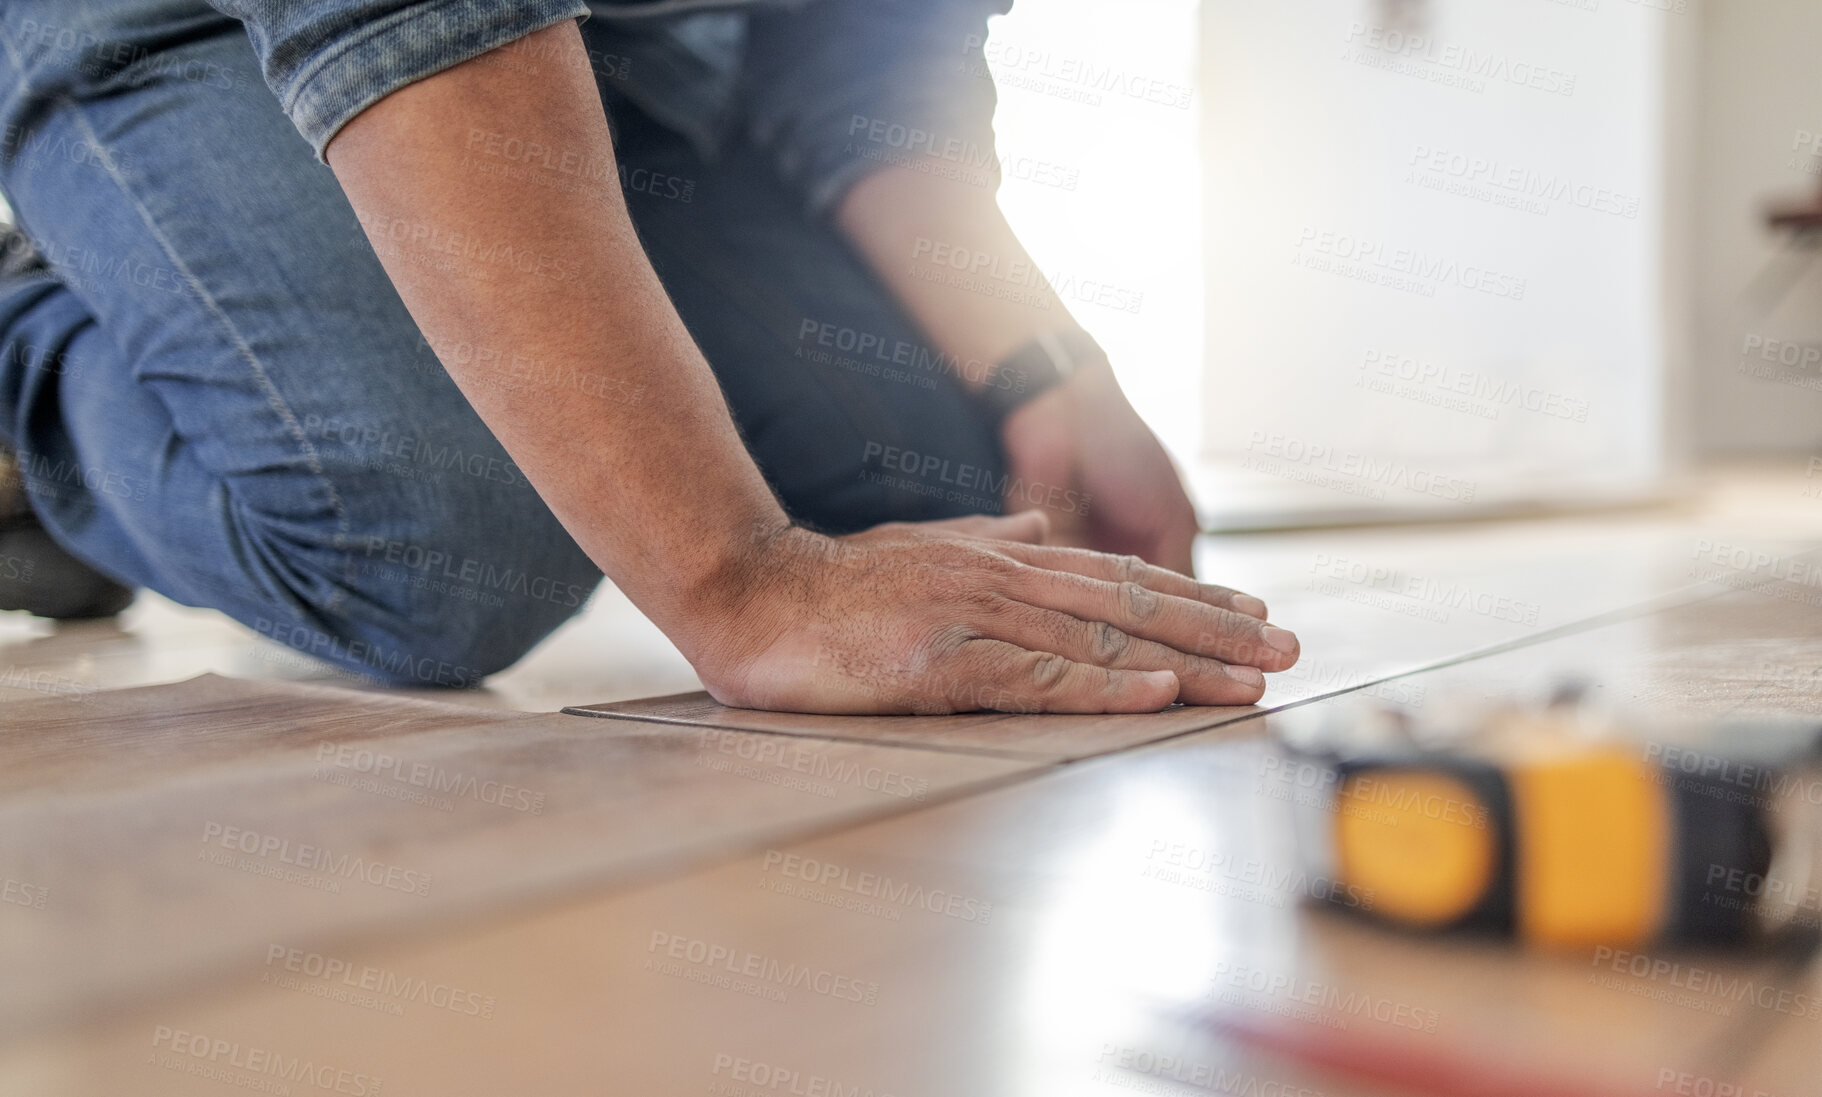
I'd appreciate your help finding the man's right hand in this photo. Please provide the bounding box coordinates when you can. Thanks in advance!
[691,513,1298,715]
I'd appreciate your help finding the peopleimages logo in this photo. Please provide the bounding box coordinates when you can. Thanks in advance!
[1143,839,1375,910]
[844,113,1079,190]
[1,877,49,910]
[1739,334,1822,372]
[1309,552,1544,626]
[264,945,496,1019]
[1590,946,1821,1018]
[149,1026,381,1095]
[464,127,612,182]
[1208,962,1441,1033]
[1294,228,1527,301]
[646,931,882,1006]
[199,822,432,896]
[1406,145,1639,219]
[696,729,930,801]
[910,235,1146,315]
[357,535,588,610]
[1096,1045,1323,1097]
[860,441,1090,517]
[797,318,1012,392]
[1244,431,1478,503]
[1656,1068,1787,1097]
[314,743,546,814]
[710,1054,896,1097]
[963,34,1194,110]
[1342,22,1577,97]
[847,114,997,169]
[760,850,993,924]
[1358,349,1590,423]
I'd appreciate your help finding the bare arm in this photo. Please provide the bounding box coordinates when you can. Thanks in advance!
[836,163,1066,383]
[326,22,783,668]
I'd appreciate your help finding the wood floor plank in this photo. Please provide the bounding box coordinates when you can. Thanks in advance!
[0,677,1034,1045]
[0,675,547,797]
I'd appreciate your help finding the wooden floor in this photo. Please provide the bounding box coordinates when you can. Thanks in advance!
[4,464,1822,1096]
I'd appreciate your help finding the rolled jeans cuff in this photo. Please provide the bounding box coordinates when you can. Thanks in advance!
[282,0,590,160]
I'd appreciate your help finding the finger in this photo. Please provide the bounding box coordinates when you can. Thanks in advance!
[979,600,1265,706]
[912,510,1050,545]
[988,541,1269,619]
[1004,568,1299,671]
[943,637,1179,713]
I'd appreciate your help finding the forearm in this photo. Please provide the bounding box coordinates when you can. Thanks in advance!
[836,165,1094,390]
[325,21,786,653]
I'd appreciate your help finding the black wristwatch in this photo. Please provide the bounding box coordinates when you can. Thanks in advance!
[977,329,1108,423]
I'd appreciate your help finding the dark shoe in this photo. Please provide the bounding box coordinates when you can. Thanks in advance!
[0,225,42,280]
[0,447,136,619]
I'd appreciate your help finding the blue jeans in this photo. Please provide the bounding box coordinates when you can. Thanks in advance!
[0,5,1007,685]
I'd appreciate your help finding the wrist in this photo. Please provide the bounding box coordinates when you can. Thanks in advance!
[999,350,1123,436]
[979,328,1109,424]
[665,519,823,688]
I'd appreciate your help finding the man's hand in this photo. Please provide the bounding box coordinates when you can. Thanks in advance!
[1001,360,1202,575]
[691,513,1294,714]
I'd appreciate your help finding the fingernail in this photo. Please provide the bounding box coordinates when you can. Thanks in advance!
[1224,665,1264,687]
[1233,594,1267,618]
[1144,670,1181,702]
[1262,626,1298,654]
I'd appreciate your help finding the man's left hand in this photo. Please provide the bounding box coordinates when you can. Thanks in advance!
[999,361,1201,575]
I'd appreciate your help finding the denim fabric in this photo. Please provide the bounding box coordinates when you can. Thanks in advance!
[743,0,1010,214]
[0,5,1008,684]
[206,0,589,156]
[601,0,1013,215]
[585,9,748,163]
[190,0,1009,215]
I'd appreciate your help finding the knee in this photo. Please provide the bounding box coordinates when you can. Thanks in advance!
[292,485,601,686]
[380,513,599,683]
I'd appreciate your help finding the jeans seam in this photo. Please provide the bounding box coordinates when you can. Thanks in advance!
[58,95,359,609]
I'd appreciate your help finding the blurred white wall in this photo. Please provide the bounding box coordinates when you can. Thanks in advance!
[985,0,1206,464]
[1196,0,1684,513]
[1691,0,1822,456]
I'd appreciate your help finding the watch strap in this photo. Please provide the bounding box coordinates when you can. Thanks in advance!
[977,329,1107,422]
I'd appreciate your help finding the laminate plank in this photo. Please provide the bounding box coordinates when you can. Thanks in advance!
[566,690,1262,761]
[0,674,546,797]
[0,676,1033,1045]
